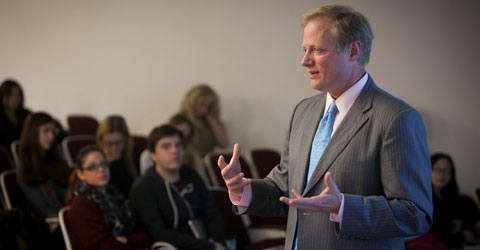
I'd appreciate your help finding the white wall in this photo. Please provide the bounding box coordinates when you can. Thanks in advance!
[1,0,479,200]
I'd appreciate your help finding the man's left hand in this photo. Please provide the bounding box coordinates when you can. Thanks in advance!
[279,172,342,214]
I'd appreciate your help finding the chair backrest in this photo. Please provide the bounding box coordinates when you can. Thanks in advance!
[67,115,99,135]
[62,135,96,167]
[0,169,28,210]
[10,140,20,169]
[0,145,14,172]
[58,206,73,250]
[204,152,254,188]
[250,148,281,179]
[132,135,148,152]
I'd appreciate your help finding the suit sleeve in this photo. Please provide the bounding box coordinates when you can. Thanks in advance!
[240,100,305,217]
[338,108,433,239]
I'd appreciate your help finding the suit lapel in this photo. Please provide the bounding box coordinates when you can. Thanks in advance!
[302,78,376,195]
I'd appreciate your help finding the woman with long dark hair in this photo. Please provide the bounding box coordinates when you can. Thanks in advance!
[0,79,31,154]
[17,112,69,217]
[430,153,480,248]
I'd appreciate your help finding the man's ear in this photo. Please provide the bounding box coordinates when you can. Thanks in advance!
[349,41,362,62]
[149,151,157,164]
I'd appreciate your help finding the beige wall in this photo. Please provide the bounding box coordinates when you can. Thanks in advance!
[1,0,479,200]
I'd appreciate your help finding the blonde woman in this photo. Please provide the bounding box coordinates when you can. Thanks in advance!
[178,84,228,157]
[96,115,138,197]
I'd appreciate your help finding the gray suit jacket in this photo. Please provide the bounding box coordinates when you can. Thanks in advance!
[242,76,433,250]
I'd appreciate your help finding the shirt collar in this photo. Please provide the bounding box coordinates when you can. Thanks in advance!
[325,72,369,115]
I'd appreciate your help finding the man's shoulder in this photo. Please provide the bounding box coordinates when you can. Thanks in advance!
[370,84,416,114]
[131,168,163,193]
[292,92,326,114]
[180,166,207,187]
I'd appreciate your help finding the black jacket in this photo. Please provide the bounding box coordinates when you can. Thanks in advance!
[130,166,225,250]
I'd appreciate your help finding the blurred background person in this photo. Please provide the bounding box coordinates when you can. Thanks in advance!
[139,114,208,183]
[17,112,69,218]
[96,115,139,197]
[130,125,225,250]
[0,79,31,155]
[16,112,70,249]
[178,84,228,158]
[66,144,150,250]
[430,153,480,248]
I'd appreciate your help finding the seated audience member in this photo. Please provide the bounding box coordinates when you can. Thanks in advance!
[140,114,207,182]
[96,115,139,197]
[430,153,480,248]
[17,112,69,218]
[130,125,225,250]
[66,144,150,250]
[0,79,31,155]
[178,84,228,158]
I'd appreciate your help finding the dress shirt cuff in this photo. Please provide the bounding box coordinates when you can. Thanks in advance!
[329,193,344,225]
[228,184,252,207]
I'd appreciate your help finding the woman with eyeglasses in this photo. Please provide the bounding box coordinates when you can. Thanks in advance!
[429,153,480,248]
[96,115,139,197]
[65,144,150,250]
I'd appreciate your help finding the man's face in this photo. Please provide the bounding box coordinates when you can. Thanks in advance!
[150,135,184,172]
[301,17,354,98]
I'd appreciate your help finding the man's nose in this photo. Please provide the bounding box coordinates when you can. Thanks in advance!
[301,51,312,67]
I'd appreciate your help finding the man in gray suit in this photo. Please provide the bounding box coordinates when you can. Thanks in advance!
[218,5,432,250]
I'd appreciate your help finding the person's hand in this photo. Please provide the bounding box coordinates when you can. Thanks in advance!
[279,172,342,214]
[217,143,251,194]
[209,238,226,250]
[115,236,127,244]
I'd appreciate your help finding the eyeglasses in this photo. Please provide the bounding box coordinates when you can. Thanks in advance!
[82,161,109,172]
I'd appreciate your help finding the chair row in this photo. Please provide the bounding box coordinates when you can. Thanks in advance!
[1,134,147,170]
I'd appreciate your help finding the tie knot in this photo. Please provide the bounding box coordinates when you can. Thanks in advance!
[327,102,338,115]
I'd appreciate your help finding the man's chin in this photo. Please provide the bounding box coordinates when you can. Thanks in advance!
[311,82,327,92]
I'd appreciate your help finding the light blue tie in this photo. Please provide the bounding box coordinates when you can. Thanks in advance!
[292,101,338,250]
[306,101,338,184]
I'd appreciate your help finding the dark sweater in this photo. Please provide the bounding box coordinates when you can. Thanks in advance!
[130,166,225,250]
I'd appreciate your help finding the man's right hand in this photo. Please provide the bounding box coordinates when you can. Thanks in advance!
[217,143,251,194]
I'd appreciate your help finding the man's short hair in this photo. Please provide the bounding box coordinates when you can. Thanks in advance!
[302,5,374,66]
[147,124,184,153]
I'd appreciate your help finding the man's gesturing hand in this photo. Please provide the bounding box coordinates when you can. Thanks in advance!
[279,172,342,214]
[217,143,251,194]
